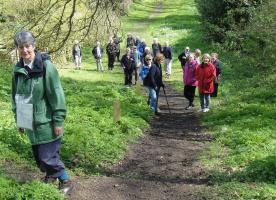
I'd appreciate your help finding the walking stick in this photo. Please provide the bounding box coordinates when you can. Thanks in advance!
[162,86,171,114]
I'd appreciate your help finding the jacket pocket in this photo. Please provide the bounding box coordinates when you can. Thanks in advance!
[33,101,52,125]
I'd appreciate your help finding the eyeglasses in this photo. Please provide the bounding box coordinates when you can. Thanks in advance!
[146,59,152,61]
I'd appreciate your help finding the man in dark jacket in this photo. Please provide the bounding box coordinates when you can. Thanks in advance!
[162,41,173,78]
[121,48,135,86]
[92,41,104,71]
[113,33,122,62]
[72,40,82,70]
[126,33,135,48]
[106,39,118,70]
[178,46,190,67]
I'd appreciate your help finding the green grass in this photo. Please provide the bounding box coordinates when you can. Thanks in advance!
[201,45,276,199]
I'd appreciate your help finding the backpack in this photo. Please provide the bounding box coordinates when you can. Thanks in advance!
[139,65,150,81]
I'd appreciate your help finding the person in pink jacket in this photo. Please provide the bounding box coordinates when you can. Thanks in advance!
[195,53,216,112]
[183,54,198,110]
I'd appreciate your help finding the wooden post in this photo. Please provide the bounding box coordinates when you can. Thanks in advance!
[113,100,121,123]
[135,80,142,95]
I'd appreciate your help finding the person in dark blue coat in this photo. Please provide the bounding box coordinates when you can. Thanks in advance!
[211,53,222,97]
[162,41,173,78]
[143,54,164,114]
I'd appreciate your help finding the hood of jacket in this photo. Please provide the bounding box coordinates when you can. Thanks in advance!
[14,51,50,78]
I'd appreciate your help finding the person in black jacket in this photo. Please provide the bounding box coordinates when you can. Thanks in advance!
[178,46,190,67]
[162,41,173,78]
[72,40,82,70]
[106,39,117,70]
[113,33,122,62]
[211,53,222,97]
[92,41,104,71]
[126,33,135,48]
[153,53,165,114]
[143,54,164,114]
[121,48,135,86]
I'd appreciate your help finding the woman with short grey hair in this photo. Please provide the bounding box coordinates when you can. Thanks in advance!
[12,30,73,195]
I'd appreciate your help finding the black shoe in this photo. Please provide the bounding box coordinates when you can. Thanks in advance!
[59,180,74,195]
[155,111,160,115]
[42,176,57,184]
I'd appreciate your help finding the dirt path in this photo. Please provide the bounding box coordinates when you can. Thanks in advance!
[69,84,213,200]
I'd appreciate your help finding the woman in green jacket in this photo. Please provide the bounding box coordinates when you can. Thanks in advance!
[11,31,72,194]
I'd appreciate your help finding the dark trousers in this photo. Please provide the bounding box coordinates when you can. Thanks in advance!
[116,51,120,62]
[211,83,219,97]
[184,85,196,105]
[134,67,139,83]
[156,87,160,112]
[124,69,133,85]
[108,55,115,70]
[32,138,65,178]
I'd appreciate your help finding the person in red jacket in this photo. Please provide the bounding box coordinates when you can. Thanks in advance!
[195,53,216,112]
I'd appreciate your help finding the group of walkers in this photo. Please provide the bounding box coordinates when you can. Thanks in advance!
[119,33,175,115]
[73,33,222,114]
[137,44,222,115]
[11,30,222,197]
[73,32,173,78]
[179,46,222,112]
[120,33,173,83]
[72,34,122,71]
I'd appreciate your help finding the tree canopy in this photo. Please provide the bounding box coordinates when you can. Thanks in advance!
[0,0,128,53]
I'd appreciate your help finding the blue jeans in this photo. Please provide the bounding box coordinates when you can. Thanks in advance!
[199,93,211,109]
[148,87,159,112]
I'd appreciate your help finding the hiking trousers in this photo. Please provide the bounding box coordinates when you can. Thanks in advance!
[32,138,66,178]
[199,93,211,109]
[184,85,196,105]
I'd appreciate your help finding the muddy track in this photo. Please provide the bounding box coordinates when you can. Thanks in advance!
[69,84,213,200]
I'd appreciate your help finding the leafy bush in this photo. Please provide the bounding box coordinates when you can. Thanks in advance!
[195,0,269,49]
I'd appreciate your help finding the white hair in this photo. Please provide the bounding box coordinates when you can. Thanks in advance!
[14,31,36,47]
